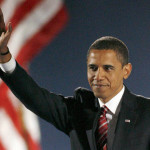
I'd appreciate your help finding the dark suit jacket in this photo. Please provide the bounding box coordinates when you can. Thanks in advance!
[1,63,150,150]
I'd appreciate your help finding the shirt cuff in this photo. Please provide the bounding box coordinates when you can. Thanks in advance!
[0,57,16,73]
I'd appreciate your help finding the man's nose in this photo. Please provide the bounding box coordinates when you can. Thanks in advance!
[95,68,105,80]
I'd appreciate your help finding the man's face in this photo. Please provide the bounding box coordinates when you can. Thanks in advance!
[87,49,132,103]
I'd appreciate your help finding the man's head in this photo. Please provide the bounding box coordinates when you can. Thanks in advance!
[87,36,129,67]
[87,36,132,103]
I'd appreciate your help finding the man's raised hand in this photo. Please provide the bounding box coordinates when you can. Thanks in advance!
[0,8,12,63]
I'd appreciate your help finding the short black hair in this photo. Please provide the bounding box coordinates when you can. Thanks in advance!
[87,36,129,66]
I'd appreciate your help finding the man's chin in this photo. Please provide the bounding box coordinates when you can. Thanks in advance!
[94,93,108,103]
[93,92,105,99]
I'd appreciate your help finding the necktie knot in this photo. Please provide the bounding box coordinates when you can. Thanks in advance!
[101,105,109,116]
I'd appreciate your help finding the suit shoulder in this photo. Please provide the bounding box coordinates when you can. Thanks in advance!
[74,87,94,98]
[136,94,150,102]
[134,94,150,109]
[63,87,94,102]
[127,89,150,102]
[72,87,95,104]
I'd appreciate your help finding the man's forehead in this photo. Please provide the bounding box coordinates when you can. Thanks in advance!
[89,49,117,54]
[88,49,117,60]
[87,49,122,66]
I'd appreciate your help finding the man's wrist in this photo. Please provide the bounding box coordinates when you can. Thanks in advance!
[0,47,11,63]
[0,50,9,55]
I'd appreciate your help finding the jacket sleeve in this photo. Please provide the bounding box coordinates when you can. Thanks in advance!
[0,63,72,135]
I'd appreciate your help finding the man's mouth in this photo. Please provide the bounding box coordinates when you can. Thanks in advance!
[92,84,109,88]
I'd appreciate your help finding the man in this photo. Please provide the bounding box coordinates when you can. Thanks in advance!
[0,8,150,150]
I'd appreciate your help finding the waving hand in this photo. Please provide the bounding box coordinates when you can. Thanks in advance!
[0,8,12,63]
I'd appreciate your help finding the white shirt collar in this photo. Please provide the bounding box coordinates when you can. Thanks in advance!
[98,86,125,114]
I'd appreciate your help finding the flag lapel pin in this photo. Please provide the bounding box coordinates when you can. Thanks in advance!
[125,119,130,123]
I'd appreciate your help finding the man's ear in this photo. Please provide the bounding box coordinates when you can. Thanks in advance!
[123,63,132,79]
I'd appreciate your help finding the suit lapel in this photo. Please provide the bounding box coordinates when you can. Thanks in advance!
[112,88,139,149]
[107,97,122,149]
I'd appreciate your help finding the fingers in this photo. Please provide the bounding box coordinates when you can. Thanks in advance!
[0,22,12,50]
[5,22,12,35]
[0,22,12,36]
[4,22,12,40]
[8,22,12,33]
[0,8,3,16]
[0,8,6,34]
[5,23,12,41]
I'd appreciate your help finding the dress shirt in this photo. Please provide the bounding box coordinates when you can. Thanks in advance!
[0,57,16,73]
[98,86,125,123]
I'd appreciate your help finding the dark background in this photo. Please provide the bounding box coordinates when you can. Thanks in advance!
[29,1,150,149]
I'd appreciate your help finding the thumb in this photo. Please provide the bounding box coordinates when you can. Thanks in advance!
[0,8,6,33]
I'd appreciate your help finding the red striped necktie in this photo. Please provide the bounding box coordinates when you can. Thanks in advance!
[96,105,109,150]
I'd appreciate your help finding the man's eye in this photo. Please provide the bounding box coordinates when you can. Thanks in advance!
[104,65,114,71]
[89,65,97,71]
